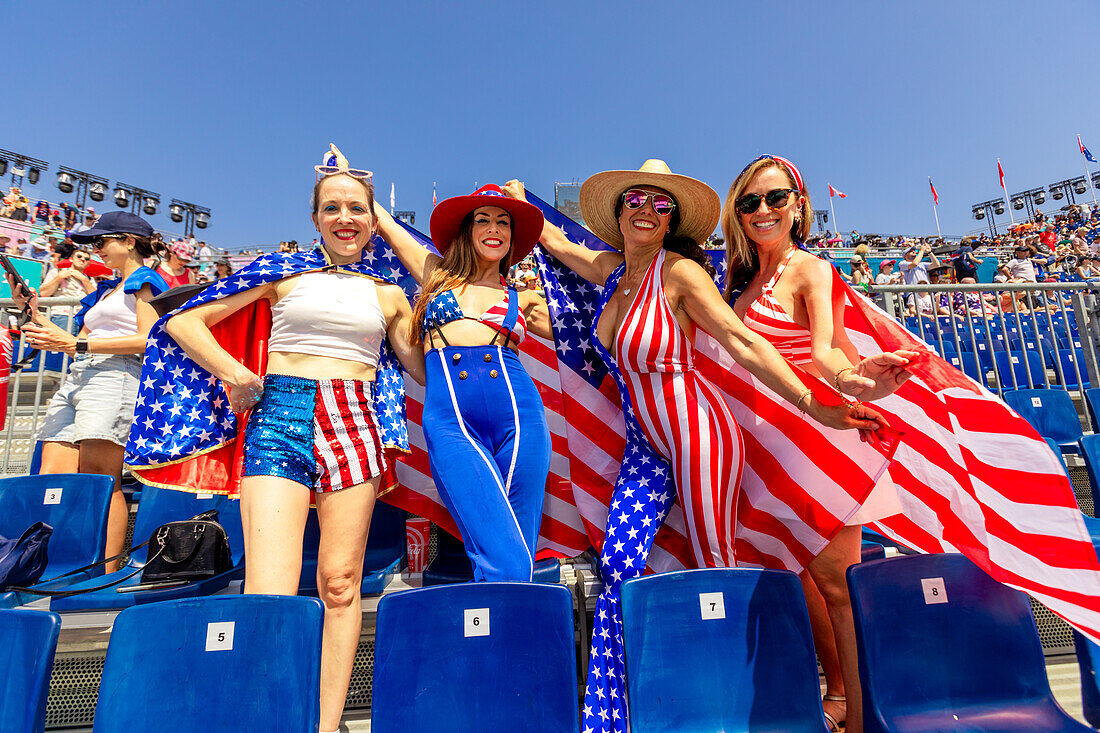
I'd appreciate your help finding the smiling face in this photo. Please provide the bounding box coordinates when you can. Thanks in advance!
[94,234,134,269]
[617,185,673,249]
[312,175,376,262]
[469,205,513,265]
[737,166,803,253]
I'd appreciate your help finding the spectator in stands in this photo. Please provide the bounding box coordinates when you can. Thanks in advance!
[40,243,97,332]
[61,203,78,231]
[30,232,54,261]
[214,256,233,280]
[875,258,899,285]
[156,240,196,288]
[71,207,97,233]
[953,241,981,282]
[33,200,51,224]
[4,187,29,221]
[7,212,168,573]
[1000,243,1040,283]
[195,240,215,277]
[1077,255,1100,283]
[849,255,872,288]
[899,243,940,285]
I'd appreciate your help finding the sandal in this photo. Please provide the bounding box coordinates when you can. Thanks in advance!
[823,694,846,731]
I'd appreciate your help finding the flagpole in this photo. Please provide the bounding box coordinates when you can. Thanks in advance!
[828,191,838,240]
[998,158,1016,226]
[929,177,942,237]
[1080,134,1098,206]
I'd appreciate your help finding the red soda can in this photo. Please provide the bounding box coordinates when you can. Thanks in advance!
[405,518,431,573]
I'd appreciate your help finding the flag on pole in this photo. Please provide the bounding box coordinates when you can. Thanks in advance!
[828,184,847,198]
[390,182,395,213]
[929,178,939,206]
[998,160,1006,190]
[432,182,437,208]
[1080,135,1097,163]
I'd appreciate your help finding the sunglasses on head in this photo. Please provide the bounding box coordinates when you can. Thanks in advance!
[735,188,799,215]
[621,189,676,216]
[314,165,373,182]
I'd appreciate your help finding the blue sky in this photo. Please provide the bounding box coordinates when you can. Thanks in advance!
[3,1,1099,249]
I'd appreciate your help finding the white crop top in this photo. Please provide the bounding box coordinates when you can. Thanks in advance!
[83,286,138,341]
[268,271,387,367]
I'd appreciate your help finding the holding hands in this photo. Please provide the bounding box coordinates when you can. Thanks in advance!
[836,350,918,402]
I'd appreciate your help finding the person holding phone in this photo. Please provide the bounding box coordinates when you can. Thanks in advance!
[7,212,168,573]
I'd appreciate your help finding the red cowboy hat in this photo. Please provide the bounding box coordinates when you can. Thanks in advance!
[429,184,544,262]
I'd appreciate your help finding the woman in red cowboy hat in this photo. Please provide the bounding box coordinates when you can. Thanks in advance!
[374,185,555,582]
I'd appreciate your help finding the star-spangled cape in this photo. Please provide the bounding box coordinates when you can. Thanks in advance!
[124,246,409,496]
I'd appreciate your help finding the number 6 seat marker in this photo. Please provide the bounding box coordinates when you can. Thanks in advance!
[464,608,490,637]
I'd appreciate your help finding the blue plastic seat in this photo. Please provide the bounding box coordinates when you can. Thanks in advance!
[620,568,823,732]
[1053,348,1092,390]
[1074,630,1100,727]
[0,608,61,732]
[848,553,1089,733]
[47,486,245,611]
[93,595,323,732]
[421,529,561,586]
[945,350,987,386]
[0,473,114,580]
[297,498,405,596]
[372,582,577,733]
[1078,435,1100,519]
[995,349,1047,389]
[1085,388,1100,431]
[1003,389,1083,454]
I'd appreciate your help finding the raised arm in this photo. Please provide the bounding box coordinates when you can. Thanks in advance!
[518,287,552,341]
[377,282,425,385]
[665,257,885,433]
[373,203,440,285]
[502,180,623,286]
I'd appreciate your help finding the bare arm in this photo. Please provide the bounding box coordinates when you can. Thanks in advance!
[373,203,440,285]
[18,283,161,356]
[378,283,425,385]
[502,179,622,286]
[519,287,552,341]
[38,270,65,297]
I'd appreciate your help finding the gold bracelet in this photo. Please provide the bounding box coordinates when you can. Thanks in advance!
[834,367,853,390]
[796,389,813,413]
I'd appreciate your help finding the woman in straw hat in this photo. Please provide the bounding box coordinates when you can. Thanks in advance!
[505,160,910,733]
[372,184,555,583]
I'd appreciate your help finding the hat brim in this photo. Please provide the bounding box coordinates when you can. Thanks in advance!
[429,194,545,263]
[579,169,720,248]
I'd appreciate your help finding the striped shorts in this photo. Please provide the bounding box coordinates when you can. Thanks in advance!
[241,374,386,493]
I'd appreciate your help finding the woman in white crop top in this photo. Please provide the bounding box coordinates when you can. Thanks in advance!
[163,146,422,733]
[8,211,169,574]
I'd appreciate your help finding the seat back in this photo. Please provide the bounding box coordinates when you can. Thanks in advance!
[848,554,1055,731]
[1054,348,1092,389]
[621,568,823,733]
[994,349,1046,389]
[297,498,404,593]
[129,486,244,567]
[1084,388,1100,430]
[1003,388,1083,445]
[0,608,61,733]
[372,583,577,733]
[1074,630,1100,727]
[93,595,323,732]
[1079,435,1100,515]
[0,474,114,576]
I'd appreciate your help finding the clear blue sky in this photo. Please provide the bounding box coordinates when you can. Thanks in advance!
[3,1,1098,249]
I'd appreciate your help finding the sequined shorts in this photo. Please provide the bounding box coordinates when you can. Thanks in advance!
[241,374,386,493]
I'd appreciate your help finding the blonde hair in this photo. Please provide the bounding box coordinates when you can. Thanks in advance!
[410,212,513,345]
[721,158,812,300]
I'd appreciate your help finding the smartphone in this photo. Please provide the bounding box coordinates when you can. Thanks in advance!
[0,254,34,327]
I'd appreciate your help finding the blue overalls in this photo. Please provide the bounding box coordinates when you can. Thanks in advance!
[420,287,552,582]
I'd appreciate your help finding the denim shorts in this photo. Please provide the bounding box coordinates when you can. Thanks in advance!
[38,354,144,447]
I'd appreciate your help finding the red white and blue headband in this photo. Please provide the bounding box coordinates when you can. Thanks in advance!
[740,154,805,193]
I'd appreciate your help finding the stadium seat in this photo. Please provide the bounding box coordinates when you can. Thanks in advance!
[0,608,61,733]
[620,568,823,733]
[48,485,245,612]
[93,595,323,732]
[995,349,1047,389]
[1074,630,1100,728]
[0,473,113,580]
[1085,388,1100,432]
[297,498,405,596]
[1078,435,1100,520]
[848,553,1089,733]
[421,529,561,586]
[861,541,887,561]
[945,350,987,386]
[372,582,577,733]
[1003,389,1083,454]
[1052,348,1092,390]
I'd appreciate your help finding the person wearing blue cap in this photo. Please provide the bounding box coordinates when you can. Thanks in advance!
[6,211,169,572]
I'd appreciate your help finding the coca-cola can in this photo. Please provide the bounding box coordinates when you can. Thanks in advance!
[405,518,431,573]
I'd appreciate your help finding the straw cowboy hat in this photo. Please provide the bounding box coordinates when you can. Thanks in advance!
[579,159,720,248]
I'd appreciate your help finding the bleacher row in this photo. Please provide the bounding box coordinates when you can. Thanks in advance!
[4,471,1100,731]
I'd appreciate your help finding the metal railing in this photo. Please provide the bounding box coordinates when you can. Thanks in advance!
[0,297,80,474]
[868,281,1100,412]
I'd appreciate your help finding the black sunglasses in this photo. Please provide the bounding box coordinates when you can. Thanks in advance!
[91,234,129,250]
[735,188,799,215]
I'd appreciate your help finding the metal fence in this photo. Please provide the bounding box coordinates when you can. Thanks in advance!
[868,281,1100,410]
[0,297,80,474]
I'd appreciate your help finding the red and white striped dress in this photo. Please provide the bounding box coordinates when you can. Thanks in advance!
[615,250,744,567]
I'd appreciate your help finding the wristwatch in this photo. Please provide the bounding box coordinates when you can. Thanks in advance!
[75,338,88,354]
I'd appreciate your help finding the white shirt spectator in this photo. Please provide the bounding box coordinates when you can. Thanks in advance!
[900,261,928,285]
[1005,256,1037,282]
[875,272,900,285]
[30,236,52,261]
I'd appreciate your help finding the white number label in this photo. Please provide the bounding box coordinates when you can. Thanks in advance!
[464,608,489,637]
[43,488,63,505]
[195,493,214,500]
[699,591,725,620]
[205,621,235,651]
[1031,397,1042,408]
[921,577,947,605]
[1011,357,1019,364]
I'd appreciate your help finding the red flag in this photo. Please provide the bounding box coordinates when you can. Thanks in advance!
[998,160,1006,190]
[828,184,847,198]
[929,178,939,206]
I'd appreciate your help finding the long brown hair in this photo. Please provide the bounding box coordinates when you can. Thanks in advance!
[721,158,812,299]
[410,211,513,345]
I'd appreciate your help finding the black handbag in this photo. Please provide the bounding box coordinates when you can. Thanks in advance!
[0,522,53,590]
[142,509,232,583]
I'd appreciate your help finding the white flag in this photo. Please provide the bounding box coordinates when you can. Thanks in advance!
[390,183,395,213]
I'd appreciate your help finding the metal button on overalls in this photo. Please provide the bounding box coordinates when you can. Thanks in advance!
[452,353,461,363]
[459,371,468,380]
[484,354,492,362]
[490,370,498,378]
